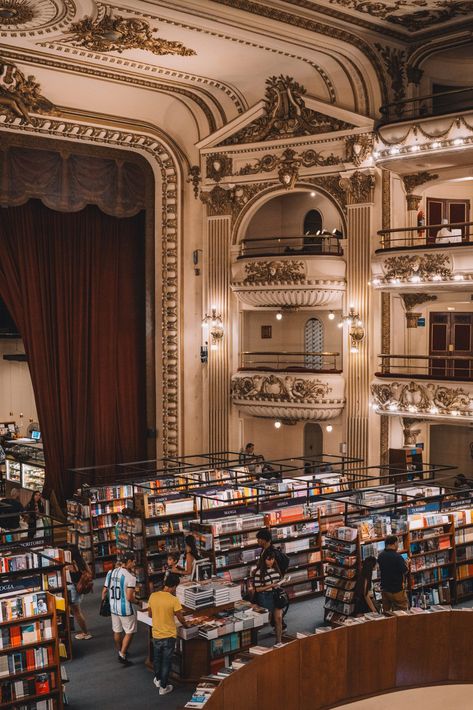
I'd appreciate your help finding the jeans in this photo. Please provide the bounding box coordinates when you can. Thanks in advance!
[153,637,175,688]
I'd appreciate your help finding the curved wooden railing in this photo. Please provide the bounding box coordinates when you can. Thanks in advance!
[203,611,473,709]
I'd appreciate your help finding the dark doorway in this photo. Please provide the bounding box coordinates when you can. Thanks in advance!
[429,311,473,379]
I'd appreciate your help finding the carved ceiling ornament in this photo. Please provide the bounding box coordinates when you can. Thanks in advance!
[243,260,305,285]
[187,165,201,199]
[384,253,451,281]
[340,170,375,204]
[325,0,473,31]
[231,373,333,403]
[0,0,34,25]
[67,13,196,56]
[205,153,233,182]
[0,57,54,122]
[402,171,438,195]
[401,293,437,312]
[221,74,354,145]
[371,381,473,417]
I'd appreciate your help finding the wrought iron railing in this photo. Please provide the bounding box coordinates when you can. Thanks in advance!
[376,221,473,251]
[379,85,473,124]
[239,233,343,258]
[239,351,341,372]
[377,353,473,380]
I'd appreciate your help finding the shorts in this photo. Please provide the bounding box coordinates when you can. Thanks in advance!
[256,590,275,613]
[111,612,137,634]
[67,584,83,606]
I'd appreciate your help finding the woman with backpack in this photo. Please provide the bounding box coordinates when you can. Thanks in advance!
[253,551,285,647]
[67,544,93,640]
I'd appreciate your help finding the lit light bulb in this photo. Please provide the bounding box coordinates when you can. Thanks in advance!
[276,311,283,321]
[274,420,282,429]
[431,141,441,149]
[451,410,459,416]
[326,425,333,433]
[388,403,399,412]
[429,406,439,415]
[350,344,359,354]
[310,191,316,197]
[410,145,420,153]
[373,151,380,159]
[389,147,400,155]
[372,278,380,286]
[454,138,464,146]
[337,321,344,329]
[328,311,335,321]
[453,274,464,281]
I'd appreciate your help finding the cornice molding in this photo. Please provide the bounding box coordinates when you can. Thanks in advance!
[0,0,76,36]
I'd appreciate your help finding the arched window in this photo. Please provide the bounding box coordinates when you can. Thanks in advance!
[305,317,323,369]
[303,209,323,253]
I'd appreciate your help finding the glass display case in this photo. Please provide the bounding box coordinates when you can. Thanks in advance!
[5,443,46,492]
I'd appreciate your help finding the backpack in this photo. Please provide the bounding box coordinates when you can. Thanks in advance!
[273,546,290,575]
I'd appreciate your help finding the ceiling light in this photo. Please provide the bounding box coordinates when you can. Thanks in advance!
[447,307,455,311]
[274,420,282,429]
[454,138,464,146]
[431,141,441,149]
[325,425,333,433]
[389,147,400,155]
[328,311,335,321]
[410,145,420,153]
[276,310,283,321]
[310,191,316,197]
[453,274,465,281]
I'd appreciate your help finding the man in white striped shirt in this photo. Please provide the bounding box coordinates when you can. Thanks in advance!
[102,551,137,665]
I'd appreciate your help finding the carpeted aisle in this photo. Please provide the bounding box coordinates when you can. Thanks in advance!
[65,589,326,709]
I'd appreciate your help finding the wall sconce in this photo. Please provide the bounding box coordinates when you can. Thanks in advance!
[338,306,365,354]
[202,306,224,350]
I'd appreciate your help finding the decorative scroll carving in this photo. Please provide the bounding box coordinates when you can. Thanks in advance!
[0,57,54,122]
[401,293,437,311]
[0,0,34,25]
[375,44,407,104]
[221,75,354,145]
[326,0,473,31]
[232,373,332,403]
[200,182,266,218]
[238,147,341,178]
[67,13,196,56]
[403,171,438,194]
[188,165,201,199]
[242,260,305,285]
[340,170,375,204]
[205,153,233,182]
[372,380,473,416]
[345,134,374,167]
[384,254,451,281]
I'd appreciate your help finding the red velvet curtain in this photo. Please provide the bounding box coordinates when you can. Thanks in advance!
[0,200,147,502]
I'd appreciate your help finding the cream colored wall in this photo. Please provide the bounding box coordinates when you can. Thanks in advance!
[242,310,343,357]
[0,340,37,434]
[429,424,473,482]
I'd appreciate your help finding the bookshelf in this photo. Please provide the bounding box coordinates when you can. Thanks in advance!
[407,512,454,606]
[0,591,63,709]
[323,526,358,625]
[0,549,72,661]
[115,510,145,599]
[388,447,423,482]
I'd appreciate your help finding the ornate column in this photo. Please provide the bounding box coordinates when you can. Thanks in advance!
[401,417,422,447]
[340,170,375,468]
[380,169,391,464]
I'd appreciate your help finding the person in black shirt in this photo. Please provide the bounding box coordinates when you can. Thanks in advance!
[0,488,24,536]
[378,535,409,612]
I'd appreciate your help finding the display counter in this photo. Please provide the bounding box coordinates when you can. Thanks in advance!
[5,441,46,492]
[196,610,473,710]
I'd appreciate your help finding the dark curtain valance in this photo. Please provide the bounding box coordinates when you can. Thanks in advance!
[0,146,146,218]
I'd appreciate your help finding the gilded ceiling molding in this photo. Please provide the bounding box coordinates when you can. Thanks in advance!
[242,260,305,285]
[188,165,201,199]
[372,380,473,417]
[401,293,438,311]
[209,0,387,106]
[384,254,451,281]
[0,0,75,35]
[345,133,374,167]
[0,56,54,122]
[231,373,333,403]
[339,170,375,205]
[111,2,336,105]
[402,171,439,194]
[239,146,341,176]
[221,75,354,146]
[200,182,267,219]
[1,47,220,133]
[0,105,183,457]
[66,12,196,56]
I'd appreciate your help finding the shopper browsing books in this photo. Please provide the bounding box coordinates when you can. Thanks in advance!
[163,552,181,585]
[378,535,409,612]
[353,556,378,615]
[102,551,137,665]
[25,491,45,540]
[0,488,25,541]
[176,535,200,577]
[147,572,189,696]
[67,544,93,641]
[253,552,284,646]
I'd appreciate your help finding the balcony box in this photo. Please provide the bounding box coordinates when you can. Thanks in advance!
[231,370,345,421]
[231,254,346,308]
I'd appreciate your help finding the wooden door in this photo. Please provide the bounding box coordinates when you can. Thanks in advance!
[426,198,470,240]
[429,312,473,378]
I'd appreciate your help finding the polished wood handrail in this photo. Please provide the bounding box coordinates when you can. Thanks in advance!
[202,611,473,710]
[380,84,473,113]
[378,220,473,236]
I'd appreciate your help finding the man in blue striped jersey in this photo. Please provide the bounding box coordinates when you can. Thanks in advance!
[102,551,137,665]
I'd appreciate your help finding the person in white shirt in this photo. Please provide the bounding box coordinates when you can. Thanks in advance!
[102,551,137,665]
[436,218,461,244]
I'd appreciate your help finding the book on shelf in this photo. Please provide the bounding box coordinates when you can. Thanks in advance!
[0,593,49,623]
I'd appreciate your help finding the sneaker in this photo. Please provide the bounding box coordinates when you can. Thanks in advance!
[118,654,133,666]
[274,642,285,648]
[153,678,160,689]
[75,633,92,640]
[159,684,173,696]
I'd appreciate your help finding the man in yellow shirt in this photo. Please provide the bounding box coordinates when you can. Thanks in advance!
[147,572,188,696]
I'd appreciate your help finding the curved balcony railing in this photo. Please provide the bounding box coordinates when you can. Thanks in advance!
[378,85,473,125]
[239,232,343,259]
[376,354,473,381]
[239,351,341,373]
[376,221,473,251]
